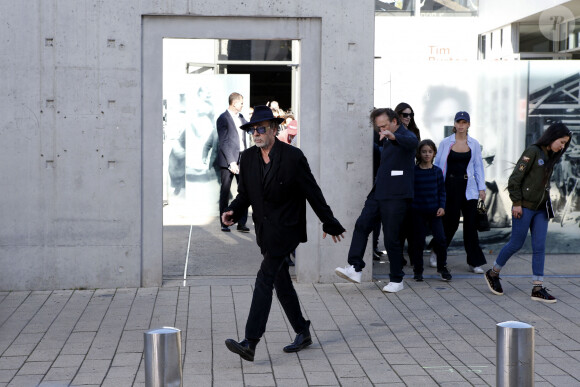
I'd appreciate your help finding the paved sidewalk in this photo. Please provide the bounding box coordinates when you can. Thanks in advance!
[2,254,580,386]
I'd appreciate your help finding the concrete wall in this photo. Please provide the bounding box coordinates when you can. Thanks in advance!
[0,1,375,290]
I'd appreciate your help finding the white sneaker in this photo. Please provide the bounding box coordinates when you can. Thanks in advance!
[470,265,485,274]
[429,252,437,268]
[335,265,362,284]
[382,281,404,293]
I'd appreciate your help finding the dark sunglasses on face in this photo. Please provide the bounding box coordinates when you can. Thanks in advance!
[400,112,414,118]
[247,126,268,135]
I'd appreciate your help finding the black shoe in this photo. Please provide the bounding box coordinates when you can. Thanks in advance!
[531,286,557,303]
[485,269,503,295]
[237,225,250,233]
[283,321,312,353]
[438,267,452,281]
[373,249,386,261]
[221,226,231,232]
[413,274,423,282]
[225,338,258,362]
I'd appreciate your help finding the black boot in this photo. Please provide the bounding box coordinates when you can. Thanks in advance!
[225,338,259,362]
[283,321,312,353]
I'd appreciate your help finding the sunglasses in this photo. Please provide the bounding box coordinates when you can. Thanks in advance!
[247,126,268,135]
[400,112,414,118]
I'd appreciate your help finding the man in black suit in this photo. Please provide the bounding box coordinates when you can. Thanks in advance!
[217,92,249,232]
[222,105,346,362]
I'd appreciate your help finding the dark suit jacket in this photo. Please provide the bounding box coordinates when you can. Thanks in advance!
[374,124,418,200]
[227,138,344,256]
[216,110,247,168]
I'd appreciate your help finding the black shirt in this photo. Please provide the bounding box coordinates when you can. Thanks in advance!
[259,147,273,183]
[446,149,471,178]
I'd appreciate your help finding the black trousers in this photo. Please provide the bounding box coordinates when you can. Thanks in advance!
[347,192,409,283]
[245,253,308,340]
[443,177,486,267]
[372,219,381,251]
[409,208,447,274]
[219,167,247,227]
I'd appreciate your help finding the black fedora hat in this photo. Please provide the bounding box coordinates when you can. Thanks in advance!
[240,105,284,130]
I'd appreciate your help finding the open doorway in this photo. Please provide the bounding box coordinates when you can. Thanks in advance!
[162,38,299,283]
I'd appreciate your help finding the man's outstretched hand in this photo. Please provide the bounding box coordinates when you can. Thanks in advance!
[323,231,346,243]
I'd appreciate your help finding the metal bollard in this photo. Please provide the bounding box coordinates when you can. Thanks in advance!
[144,327,183,387]
[496,321,534,387]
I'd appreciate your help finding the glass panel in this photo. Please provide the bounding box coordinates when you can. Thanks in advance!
[421,0,478,16]
[519,24,554,52]
[568,19,580,50]
[375,0,415,14]
[374,60,580,251]
[560,22,568,51]
[218,39,292,61]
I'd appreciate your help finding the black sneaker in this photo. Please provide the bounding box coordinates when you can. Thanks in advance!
[531,286,557,303]
[237,225,250,233]
[413,273,423,282]
[437,267,452,281]
[373,249,386,261]
[484,269,503,295]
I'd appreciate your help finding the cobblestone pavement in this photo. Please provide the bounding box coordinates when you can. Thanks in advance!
[2,253,580,386]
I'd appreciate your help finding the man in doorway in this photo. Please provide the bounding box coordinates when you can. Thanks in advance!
[222,105,346,362]
[335,108,418,293]
[217,92,249,232]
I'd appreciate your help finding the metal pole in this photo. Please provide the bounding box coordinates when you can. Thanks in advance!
[496,321,534,387]
[144,327,183,387]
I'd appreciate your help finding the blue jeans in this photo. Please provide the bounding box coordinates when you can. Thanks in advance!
[494,207,549,281]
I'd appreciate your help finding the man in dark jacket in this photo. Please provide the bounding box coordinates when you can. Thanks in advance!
[335,108,418,293]
[222,105,346,362]
[217,92,249,232]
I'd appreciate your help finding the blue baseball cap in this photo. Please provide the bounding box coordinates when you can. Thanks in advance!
[454,111,470,123]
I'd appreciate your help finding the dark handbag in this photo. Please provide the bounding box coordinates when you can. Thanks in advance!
[476,199,490,232]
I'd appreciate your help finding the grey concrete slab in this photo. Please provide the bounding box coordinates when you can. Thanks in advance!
[3,251,580,385]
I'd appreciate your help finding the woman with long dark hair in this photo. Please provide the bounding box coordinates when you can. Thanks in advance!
[485,122,571,303]
[394,103,420,266]
[395,102,421,141]
[434,111,487,273]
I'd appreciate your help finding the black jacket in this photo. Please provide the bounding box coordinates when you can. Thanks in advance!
[216,110,247,168]
[227,138,344,256]
[374,125,418,199]
[508,144,553,210]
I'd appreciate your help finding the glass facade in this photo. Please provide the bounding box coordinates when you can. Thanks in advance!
[375,0,415,14]
[218,39,292,62]
[560,18,580,51]
[519,24,554,53]
[420,0,478,16]
[375,0,477,15]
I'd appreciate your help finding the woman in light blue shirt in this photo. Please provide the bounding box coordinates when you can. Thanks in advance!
[433,111,487,273]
